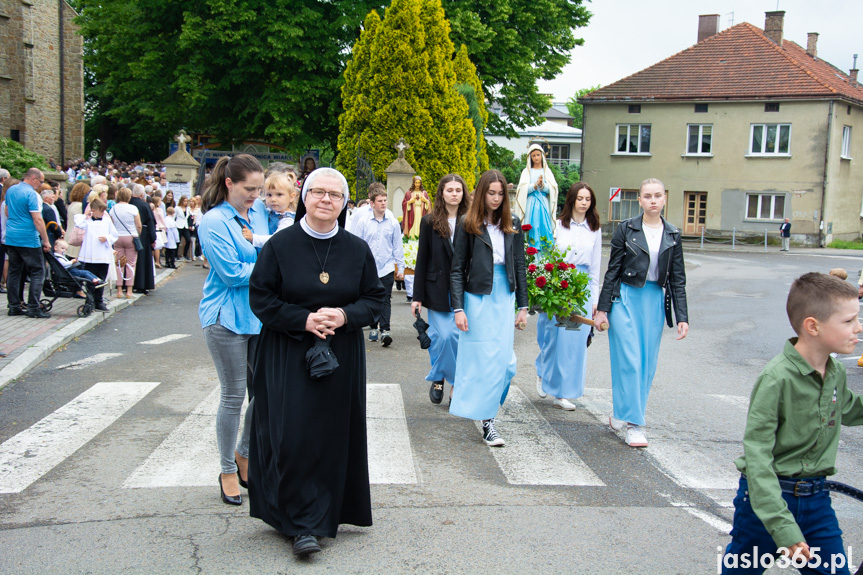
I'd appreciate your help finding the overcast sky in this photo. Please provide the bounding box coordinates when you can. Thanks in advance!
[537,0,863,102]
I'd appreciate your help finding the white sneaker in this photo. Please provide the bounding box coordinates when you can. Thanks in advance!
[553,398,576,411]
[536,376,547,398]
[625,425,648,447]
[609,415,627,432]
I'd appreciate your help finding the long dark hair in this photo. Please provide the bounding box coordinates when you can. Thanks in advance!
[462,170,514,235]
[559,182,600,232]
[431,174,470,238]
[200,154,263,214]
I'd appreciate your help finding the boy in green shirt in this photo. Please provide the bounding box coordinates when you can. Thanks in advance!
[721,272,863,574]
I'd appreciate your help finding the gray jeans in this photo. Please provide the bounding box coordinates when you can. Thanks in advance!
[203,323,258,474]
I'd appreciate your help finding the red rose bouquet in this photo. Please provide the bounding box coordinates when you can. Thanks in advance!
[525,241,590,322]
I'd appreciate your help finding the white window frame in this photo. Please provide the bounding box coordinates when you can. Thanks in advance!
[747,124,792,157]
[745,193,786,221]
[613,124,652,155]
[684,124,713,156]
[841,126,852,160]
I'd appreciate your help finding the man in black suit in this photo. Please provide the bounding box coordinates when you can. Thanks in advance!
[129,185,156,293]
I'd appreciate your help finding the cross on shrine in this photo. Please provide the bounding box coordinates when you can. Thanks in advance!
[394,138,410,159]
[174,130,192,148]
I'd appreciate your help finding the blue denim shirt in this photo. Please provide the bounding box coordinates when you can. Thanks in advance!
[197,200,268,334]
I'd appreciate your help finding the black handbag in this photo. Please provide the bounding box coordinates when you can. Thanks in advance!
[112,207,144,251]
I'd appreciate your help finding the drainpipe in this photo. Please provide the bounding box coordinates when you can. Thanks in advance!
[58,0,65,163]
[818,100,833,247]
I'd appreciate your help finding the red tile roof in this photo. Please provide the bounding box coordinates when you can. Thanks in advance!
[580,22,863,106]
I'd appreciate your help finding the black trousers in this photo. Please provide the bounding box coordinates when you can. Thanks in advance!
[373,272,394,331]
[178,228,192,259]
[82,262,109,304]
[6,245,45,312]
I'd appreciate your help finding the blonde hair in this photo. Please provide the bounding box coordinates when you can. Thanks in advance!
[829,268,848,280]
[265,172,298,210]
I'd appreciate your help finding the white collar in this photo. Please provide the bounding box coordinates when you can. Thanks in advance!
[300,216,338,239]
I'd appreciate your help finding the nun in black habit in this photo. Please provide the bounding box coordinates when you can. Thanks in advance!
[248,167,385,557]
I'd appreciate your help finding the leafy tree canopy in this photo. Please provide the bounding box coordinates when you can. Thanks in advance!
[0,139,49,178]
[566,84,602,130]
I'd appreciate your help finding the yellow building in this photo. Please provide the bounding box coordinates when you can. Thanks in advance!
[579,12,863,245]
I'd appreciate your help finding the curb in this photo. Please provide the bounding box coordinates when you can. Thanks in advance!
[0,267,180,391]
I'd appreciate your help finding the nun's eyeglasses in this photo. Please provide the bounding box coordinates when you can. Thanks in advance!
[308,189,344,202]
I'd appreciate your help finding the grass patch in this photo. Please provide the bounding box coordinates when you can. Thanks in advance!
[827,239,863,250]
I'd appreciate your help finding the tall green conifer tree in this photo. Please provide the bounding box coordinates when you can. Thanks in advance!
[338,0,478,198]
[454,43,489,174]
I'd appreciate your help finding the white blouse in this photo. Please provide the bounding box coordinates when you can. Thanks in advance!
[554,219,602,307]
[643,222,664,282]
[486,223,505,265]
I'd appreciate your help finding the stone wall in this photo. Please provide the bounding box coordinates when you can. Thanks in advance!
[0,0,83,165]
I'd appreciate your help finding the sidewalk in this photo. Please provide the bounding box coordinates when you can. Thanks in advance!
[0,265,182,390]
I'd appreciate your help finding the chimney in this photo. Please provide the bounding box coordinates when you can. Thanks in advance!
[697,14,720,43]
[764,11,785,46]
[806,33,818,57]
[851,70,859,87]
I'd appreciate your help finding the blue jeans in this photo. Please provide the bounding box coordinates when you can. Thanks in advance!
[722,476,850,575]
[203,323,258,474]
[68,268,100,284]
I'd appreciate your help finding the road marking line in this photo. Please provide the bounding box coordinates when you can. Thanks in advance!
[578,388,739,491]
[0,382,160,494]
[367,383,417,484]
[124,386,232,488]
[708,394,750,409]
[683,507,733,533]
[478,386,605,486]
[127,383,419,488]
[139,334,191,345]
[56,353,123,371]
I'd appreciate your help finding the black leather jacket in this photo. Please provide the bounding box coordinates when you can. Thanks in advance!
[450,215,529,311]
[597,215,688,326]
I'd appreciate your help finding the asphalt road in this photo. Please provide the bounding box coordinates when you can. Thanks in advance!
[0,248,862,574]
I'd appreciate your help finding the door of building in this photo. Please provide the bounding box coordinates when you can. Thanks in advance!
[683,191,707,235]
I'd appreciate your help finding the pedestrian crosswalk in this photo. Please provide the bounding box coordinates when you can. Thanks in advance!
[0,379,775,526]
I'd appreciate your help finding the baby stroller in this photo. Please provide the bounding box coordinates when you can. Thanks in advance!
[42,252,96,317]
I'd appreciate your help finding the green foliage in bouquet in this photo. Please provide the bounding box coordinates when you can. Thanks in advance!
[524,225,590,321]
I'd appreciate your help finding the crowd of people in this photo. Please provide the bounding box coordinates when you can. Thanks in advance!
[5,149,860,573]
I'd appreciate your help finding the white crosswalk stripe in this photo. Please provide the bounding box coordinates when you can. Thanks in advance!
[367,383,418,484]
[479,386,605,486]
[56,353,124,371]
[139,334,191,345]
[0,381,160,494]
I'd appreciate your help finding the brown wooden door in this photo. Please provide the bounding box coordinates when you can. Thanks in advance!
[683,192,707,235]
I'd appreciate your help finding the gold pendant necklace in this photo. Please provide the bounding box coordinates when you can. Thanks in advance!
[310,236,334,285]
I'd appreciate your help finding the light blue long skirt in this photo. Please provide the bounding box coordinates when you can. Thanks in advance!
[535,264,591,399]
[608,281,665,426]
[425,309,459,383]
[525,188,553,250]
[450,265,516,421]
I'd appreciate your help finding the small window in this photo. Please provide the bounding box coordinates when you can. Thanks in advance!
[848,105,852,115]
[746,193,786,220]
[616,124,651,154]
[750,124,791,155]
[628,104,641,114]
[10,130,19,142]
[687,124,712,154]
[841,126,852,159]
[694,104,708,113]
[765,103,780,112]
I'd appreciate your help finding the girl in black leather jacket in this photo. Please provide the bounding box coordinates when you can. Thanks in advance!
[593,178,688,449]
[449,170,529,447]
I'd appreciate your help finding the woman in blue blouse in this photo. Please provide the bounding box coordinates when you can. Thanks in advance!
[198,154,268,506]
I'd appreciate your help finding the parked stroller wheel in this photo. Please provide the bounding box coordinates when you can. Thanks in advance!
[77,305,88,318]
[40,299,53,311]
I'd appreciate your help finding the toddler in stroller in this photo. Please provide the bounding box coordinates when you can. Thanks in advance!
[43,240,106,317]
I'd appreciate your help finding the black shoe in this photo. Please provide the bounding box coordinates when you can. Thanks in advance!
[26,309,51,319]
[235,459,248,489]
[406,296,412,303]
[219,474,242,506]
[293,534,321,556]
[381,331,393,347]
[429,380,444,404]
[95,303,110,312]
[7,307,24,316]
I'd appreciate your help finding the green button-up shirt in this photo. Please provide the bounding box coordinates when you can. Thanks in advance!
[735,339,863,548]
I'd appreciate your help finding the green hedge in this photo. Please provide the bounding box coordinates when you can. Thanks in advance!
[0,138,49,178]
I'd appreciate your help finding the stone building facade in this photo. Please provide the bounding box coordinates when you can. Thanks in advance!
[0,0,84,164]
